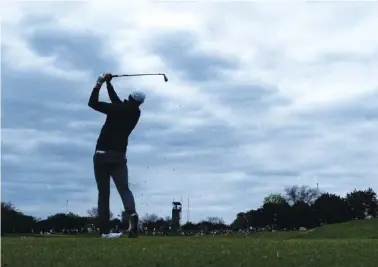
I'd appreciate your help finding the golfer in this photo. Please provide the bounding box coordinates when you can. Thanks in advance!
[88,73,145,238]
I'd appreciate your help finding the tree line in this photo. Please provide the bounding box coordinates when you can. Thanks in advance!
[231,186,377,231]
[2,185,377,234]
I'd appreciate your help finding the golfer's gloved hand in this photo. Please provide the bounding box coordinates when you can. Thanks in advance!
[96,73,107,85]
[105,73,113,83]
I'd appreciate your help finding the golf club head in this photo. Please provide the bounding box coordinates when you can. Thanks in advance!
[163,74,168,82]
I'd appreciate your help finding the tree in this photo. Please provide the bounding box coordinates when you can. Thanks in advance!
[2,202,16,212]
[87,207,113,219]
[140,213,162,230]
[203,217,227,231]
[290,201,316,229]
[142,213,159,222]
[261,201,291,230]
[230,212,248,231]
[246,209,265,229]
[284,185,320,205]
[206,217,225,225]
[345,188,378,219]
[1,202,37,233]
[142,213,159,226]
[110,218,122,230]
[312,193,352,224]
[43,212,88,232]
[263,193,287,205]
[3,184,377,235]
[181,222,197,231]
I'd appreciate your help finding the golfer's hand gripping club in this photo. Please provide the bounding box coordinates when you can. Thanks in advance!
[96,73,112,85]
[96,73,106,85]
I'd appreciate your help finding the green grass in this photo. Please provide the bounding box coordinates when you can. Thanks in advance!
[2,220,378,267]
[3,237,378,267]
[306,218,378,239]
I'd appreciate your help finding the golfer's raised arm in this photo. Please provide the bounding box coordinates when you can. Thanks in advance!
[106,81,122,103]
[89,86,120,115]
[88,74,114,114]
[88,84,103,111]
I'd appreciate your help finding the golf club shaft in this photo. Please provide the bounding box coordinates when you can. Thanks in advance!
[112,73,164,78]
[111,73,168,82]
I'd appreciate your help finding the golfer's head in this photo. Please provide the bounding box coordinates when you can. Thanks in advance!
[127,91,146,106]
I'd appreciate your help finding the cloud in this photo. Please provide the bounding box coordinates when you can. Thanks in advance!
[1,1,378,224]
[149,30,239,81]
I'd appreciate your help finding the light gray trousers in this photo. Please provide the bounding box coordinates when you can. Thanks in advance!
[93,150,136,234]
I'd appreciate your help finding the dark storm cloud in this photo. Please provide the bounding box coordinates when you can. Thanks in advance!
[26,27,116,75]
[148,30,239,81]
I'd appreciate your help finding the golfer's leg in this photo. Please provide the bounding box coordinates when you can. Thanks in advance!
[93,155,111,235]
[110,163,136,215]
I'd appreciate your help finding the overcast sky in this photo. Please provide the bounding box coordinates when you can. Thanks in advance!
[1,1,378,223]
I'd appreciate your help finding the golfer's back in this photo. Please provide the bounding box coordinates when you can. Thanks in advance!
[96,102,140,154]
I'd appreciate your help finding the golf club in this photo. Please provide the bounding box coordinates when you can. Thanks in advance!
[111,73,168,82]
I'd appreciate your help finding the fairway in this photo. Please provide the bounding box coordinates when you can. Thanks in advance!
[2,236,378,267]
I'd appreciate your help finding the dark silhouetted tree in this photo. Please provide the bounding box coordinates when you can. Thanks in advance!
[181,221,197,231]
[1,202,36,234]
[262,200,291,230]
[312,193,352,224]
[87,207,113,219]
[284,185,320,205]
[345,188,378,219]
[263,193,287,205]
[291,201,317,229]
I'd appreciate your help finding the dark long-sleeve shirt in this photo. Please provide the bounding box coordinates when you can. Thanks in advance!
[106,81,122,104]
[88,83,140,154]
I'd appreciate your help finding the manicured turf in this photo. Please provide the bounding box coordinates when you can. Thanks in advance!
[2,236,378,267]
[306,219,378,239]
[3,220,378,267]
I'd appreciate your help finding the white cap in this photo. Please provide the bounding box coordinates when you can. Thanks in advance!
[129,91,146,103]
